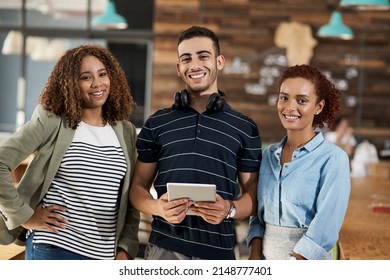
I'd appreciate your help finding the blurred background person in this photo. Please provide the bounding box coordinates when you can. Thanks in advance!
[325,115,357,159]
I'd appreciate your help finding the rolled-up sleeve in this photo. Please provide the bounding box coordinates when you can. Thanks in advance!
[247,214,265,245]
[294,150,351,260]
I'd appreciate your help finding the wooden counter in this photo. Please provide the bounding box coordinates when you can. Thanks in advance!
[0,243,25,260]
[339,177,390,260]
[11,156,32,183]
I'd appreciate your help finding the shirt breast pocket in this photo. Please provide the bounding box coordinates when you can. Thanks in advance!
[283,172,319,207]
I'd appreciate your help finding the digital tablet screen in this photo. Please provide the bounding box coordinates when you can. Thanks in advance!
[167,182,216,215]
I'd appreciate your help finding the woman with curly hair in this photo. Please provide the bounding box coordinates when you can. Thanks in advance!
[0,45,139,260]
[247,64,351,260]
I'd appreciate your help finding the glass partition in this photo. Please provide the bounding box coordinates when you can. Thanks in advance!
[0,0,153,132]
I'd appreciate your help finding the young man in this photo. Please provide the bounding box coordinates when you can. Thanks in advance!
[130,26,262,260]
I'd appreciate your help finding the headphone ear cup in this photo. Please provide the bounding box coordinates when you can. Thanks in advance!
[180,90,189,108]
[172,91,182,110]
[172,90,190,110]
[206,92,225,112]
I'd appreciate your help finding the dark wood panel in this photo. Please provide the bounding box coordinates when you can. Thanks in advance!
[153,0,390,152]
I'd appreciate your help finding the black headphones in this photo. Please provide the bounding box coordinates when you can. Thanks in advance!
[172,89,225,113]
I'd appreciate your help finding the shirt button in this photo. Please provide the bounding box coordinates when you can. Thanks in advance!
[197,130,200,133]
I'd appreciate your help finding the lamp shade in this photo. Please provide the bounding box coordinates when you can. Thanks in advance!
[1,31,23,55]
[91,1,128,29]
[317,11,354,40]
[340,0,390,10]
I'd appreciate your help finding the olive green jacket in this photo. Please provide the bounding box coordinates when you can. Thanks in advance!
[0,105,139,258]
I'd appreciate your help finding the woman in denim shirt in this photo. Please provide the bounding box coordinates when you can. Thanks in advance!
[247,64,351,260]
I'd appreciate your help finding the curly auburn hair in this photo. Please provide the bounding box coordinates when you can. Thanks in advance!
[278,64,342,129]
[38,44,134,129]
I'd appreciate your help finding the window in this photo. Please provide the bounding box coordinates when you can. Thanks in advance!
[0,0,153,131]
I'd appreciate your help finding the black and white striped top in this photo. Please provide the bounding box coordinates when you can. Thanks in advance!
[33,121,127,260]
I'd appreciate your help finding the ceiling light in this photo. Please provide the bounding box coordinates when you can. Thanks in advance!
[340,0,390,10]
[91,0,128,30]
[46,39,67,61]
[317,11,354,40]
[1,31,23,55]
[29,38,67,61]
[29,37,50,60]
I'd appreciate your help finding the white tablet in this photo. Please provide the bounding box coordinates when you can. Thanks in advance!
[167,182,216,215]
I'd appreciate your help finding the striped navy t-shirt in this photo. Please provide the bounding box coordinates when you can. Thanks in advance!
[137,103,262,259]
[33,121,127,260]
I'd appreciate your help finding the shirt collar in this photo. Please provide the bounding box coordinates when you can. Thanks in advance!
[271,132,325,153]
[304,132,324,151]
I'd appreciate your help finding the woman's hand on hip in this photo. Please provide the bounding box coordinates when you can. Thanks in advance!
[22,203,68,233]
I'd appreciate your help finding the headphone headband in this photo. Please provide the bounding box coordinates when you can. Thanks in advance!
[172,90,225,112]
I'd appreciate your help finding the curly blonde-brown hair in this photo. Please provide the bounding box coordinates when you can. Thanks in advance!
[38,44,134,129]
[278,64,342,129]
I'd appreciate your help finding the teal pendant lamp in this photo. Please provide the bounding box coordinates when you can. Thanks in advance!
[317,11,354,40]
[91,0,128,29]
[340,0,390,10]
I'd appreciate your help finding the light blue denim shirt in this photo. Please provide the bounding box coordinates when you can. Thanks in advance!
[247,132,351,260]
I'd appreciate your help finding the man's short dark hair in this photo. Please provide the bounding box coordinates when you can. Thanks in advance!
[177,25,221,56]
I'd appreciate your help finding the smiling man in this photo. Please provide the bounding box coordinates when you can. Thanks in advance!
[129,26,263,260]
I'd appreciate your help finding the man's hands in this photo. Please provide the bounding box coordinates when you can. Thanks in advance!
[189,195,230,224]
[158,193,230,225]
[157,193,192,223]
[22,203,68,233]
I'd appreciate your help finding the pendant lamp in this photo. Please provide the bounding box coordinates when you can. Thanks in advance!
[91,0,128,29]
[340,0,390,10]
[1,31,23,55]
[317,11,354,40]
